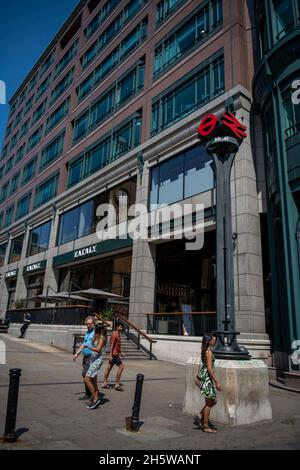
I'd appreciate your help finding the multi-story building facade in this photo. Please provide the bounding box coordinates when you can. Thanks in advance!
[253,0,300,371]
[0,0,271,364]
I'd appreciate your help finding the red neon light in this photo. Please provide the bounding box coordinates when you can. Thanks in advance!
[221,112,247,139]
[197,114,218,137]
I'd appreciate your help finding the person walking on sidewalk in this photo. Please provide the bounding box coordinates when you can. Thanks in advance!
[194,333,221,433]
[102,321,125,391]
[73,316,95,401]
[18,312,32,338]
[83,323,107,410]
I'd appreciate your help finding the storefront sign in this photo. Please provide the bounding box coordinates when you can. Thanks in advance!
[74,245,97,259]
[24,260,47,274]
[5,269,19,279]
[53,237,133,267]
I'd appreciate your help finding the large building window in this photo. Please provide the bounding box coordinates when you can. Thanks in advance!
[34,172,59,208]
[0,243,7,267]
[27,220,52,256]
[9,132,18,151]
[68,111,142,187]
[46,97,70,134]
[27,126,43,152]
[32,99,48,125]
[82,1,147,69]
[36,74,51,102]
[9,234,24,263]
[55,40,78,78]
[0,182,9,203]
[57,200,94,245]
[151,51,224,135]
[57,179,136,245]
[5,157,14,175]
[154,0,223,78]
[282,87,300,138]
[40,130,65,170]
[15,192,31,221]
[272,0,294,41]
[23,156,37,184]
[149,144,214,208]
[24,96,34,115]
[156,0,188,26]
[10,172,20,195]
[77,18,148,101]
[40,50,55,77]
[50,68,74,105]
[3,205,14,229]
[19,119,30,139]
[85,0,119,39]
[74,57,145,143]
[113,112,142,159]
[15,144,26,163]
[26,273,45,308]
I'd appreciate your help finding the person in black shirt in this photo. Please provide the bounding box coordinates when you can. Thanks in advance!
[19,313,32,338]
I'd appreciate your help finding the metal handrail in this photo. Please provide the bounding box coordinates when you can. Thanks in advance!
[147,311,216,316]
[115,313,157,360]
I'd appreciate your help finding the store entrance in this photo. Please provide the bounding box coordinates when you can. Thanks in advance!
[155,230,216,313]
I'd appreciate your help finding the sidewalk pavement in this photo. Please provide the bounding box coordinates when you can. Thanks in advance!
[0,335,299,450]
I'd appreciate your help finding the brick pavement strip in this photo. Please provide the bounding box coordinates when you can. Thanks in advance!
[0,335,300,450]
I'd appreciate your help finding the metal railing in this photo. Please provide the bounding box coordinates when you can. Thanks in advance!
[114,313,157,360]
[146,311,217,336]
[6,305,91,325]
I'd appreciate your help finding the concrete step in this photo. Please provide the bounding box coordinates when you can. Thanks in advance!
[106,335,150,359]
[284,371,300,389]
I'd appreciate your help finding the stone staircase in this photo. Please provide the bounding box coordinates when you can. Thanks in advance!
[107,332,151,360]
[269,367,300,393]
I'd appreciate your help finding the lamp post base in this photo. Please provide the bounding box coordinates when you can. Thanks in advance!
[212,330,251,360]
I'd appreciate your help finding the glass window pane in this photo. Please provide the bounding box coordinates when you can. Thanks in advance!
[69,158,83,186]
[177,20,196,56]
[58,207,79,245]
[158,154,184,204]
[78,201,93,238]
[149,167,159,209]
[184,146,214,198]
[174,80,195,119]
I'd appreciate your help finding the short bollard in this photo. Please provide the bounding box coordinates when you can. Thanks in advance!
[125,373,144,432]
[3,368,22,442]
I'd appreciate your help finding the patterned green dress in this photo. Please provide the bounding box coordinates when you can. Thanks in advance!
[198,352,216,400]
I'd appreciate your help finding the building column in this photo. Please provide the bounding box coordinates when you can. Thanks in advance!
[0,237,12,318]
[42,214,60,299]
[231,104,267,341]
[129,164,156,331]
[14,228,31,305]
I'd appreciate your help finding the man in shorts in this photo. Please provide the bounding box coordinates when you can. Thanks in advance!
[102,322,125,391]
[73,316,95,400]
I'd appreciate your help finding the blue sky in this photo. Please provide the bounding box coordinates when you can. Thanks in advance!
[0,0,79,149]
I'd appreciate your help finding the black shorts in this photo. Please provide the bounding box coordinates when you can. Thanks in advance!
[82,355,92,377]
[109,355,122,367]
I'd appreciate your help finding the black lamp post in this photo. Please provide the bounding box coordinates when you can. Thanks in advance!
[198,112,250,360]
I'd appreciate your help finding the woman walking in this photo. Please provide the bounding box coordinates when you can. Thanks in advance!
[194,333,221,433]
[84,323,107,410]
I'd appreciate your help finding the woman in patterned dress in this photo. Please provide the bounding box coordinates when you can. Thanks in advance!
[194,333,221,433]
[84,323,107,410]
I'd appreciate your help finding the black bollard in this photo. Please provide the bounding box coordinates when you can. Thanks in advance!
[3,368,22,442]
[126,373,144,432]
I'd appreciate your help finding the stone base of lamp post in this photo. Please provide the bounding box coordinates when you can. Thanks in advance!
[183,357,272,426]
